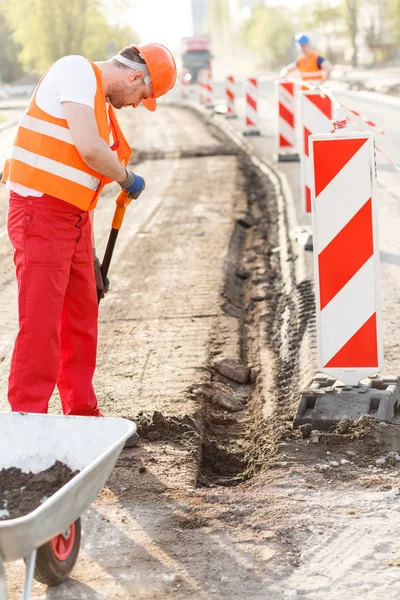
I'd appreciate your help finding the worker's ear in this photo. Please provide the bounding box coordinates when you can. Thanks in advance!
[128,69,145,84]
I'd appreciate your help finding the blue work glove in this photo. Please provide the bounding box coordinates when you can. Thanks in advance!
[119,168,145,199]
[93,249,109,299]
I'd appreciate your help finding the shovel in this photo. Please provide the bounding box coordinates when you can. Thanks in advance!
[97,188,135,304]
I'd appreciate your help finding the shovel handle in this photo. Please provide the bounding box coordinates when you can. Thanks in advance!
[97,189,134,304]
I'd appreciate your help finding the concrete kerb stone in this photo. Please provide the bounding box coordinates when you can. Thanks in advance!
[294,374,400,430]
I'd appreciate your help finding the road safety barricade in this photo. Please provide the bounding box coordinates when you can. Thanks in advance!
[180,70,189,99]
[199,69,207,104]
[309,130,383,385]
[204,69,214,108]
[243,77,260,136]
[226,75,237,118]
[300,91,333,213]
[276,80,299,161]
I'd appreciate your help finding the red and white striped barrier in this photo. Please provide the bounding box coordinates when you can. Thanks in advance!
[243,77,260,136]
[199,69,207,105]
[204,69,214,108]
[277,80,298,160]
[226,75,237,118]
[180,70,189,100]
[300,91,333,213]
[309,130,382,385]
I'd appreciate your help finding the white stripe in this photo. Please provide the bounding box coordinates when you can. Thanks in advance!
[11,146,100,190]
[301,72,325,79]
[313,141,372,251]
[303,153,311,188]
[246,106,258,125]
[279,89,295,113]
[279,118,295,146]
[303,95,331,133]
[319,257,377,366]
[19,115,73,145]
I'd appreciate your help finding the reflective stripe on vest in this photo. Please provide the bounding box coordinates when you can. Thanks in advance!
[298,52,324,82]
[2,59,131,210]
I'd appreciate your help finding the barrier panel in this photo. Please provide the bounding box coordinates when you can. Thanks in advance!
[300,91,333,213]
[204,69,214,108]
[226,75,237,118]
[180,70,189,99]
[198,69,207,105]
[309,130,383,385]
[276,80,298,161]
[243,77,260,136]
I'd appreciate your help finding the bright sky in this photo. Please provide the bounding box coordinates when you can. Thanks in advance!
[123,0,193,53]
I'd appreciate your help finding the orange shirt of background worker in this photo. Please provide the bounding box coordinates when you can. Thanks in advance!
[280,33,332,89]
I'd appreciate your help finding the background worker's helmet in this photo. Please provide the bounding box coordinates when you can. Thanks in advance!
[294,33,310,47]
[131,43,177,111]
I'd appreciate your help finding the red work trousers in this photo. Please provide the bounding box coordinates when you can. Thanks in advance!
[7,192,101,416]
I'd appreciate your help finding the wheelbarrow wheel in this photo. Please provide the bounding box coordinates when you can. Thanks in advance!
[32,518,81,586]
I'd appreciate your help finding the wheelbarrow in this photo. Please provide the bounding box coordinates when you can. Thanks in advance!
[0,412,135,599]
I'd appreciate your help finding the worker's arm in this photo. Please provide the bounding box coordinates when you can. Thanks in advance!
[320,59,333,81]
[280,62,298,78]
[62,101,126,183]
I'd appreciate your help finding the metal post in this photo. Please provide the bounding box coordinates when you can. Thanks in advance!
[22,549,37,600]
[0,556,8,600]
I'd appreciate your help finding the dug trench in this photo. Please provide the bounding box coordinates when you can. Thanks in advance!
[123,134,284,488]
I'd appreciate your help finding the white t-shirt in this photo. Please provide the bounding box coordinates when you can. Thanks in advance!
[8,55,97,197]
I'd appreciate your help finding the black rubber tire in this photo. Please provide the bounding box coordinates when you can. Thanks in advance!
[32,518,81,586]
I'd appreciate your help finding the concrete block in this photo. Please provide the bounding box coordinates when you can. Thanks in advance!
[294,375,400,430]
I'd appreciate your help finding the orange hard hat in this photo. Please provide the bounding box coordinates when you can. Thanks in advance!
[131,43,177,111]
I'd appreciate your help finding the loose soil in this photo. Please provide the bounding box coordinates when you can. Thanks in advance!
[0,461,78,520]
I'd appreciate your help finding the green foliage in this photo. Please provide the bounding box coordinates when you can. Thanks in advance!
[241,3,296,68]
[389,0,400,42]
[0,6,23,82]
[4,0,138,73]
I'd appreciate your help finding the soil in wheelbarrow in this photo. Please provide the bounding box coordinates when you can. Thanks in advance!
[0,460,79,520]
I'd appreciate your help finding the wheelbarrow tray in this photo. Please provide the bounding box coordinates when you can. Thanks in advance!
[0,413,135,562]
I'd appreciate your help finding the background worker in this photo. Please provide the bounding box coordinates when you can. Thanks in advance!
[3,43,176,432]
[280,32,332,88]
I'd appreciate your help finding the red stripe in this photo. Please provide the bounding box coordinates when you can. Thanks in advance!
[318,199,373,310]
[307,94,332,119]
[227,76,234,84]
[247,94,257,111]
[305,186,311,213]
[325,313,378,368]
[226,89,234,101]
[279,102,294,128]
[279,134,293,148]
[281,82,294,96]
[304,127,312,157]
[246,117,254,126]
[249,78,257,87]
[314,138,369,197]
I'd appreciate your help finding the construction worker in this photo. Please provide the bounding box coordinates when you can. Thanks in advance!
[3,44,176,442]
[280,33,332,88]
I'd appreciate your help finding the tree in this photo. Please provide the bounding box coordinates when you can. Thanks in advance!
[241,4,296,69]
[0,3,23,82]
[303,0,343,61]
[344,0,360,66]
[389,0,400,42]
[4,0,138,73]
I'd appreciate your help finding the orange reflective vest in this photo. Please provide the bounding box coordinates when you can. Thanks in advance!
[297,51,325,83]
[2,60,132,211]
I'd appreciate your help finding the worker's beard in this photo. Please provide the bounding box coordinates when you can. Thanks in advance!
[107,81,129,109]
